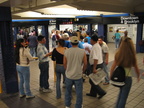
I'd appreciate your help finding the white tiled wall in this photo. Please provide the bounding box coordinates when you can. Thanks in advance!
[107,24,137,44]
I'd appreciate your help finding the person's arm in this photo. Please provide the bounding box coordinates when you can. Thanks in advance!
[110,60,117,79]
[105,53,109,65]
[82,52,87,73]
[45,51,52,58]
[25,48,34,61]
[93,59,98,73]
[63,55,67,69]
[134,63,140,82]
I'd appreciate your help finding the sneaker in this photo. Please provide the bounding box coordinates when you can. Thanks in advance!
[39,87,43,91]
[26,95,35,99]
[42,88,52,93]
[19,94,26,98]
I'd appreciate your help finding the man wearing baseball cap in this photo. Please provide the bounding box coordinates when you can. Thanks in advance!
[64,36,87,108]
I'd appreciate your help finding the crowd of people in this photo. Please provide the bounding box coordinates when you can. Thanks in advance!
[15,28,143,108]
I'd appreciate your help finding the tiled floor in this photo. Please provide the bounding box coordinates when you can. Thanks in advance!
[0,43,144,108]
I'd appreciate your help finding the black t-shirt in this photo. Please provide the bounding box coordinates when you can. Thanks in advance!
[52,48,64,64]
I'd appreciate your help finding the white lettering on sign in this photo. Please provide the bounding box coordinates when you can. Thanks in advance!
[121,16,140,24]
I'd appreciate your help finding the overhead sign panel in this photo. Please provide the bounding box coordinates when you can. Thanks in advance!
[121,16,140,24]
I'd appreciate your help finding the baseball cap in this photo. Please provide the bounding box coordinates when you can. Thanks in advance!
[70,36,79,43]
[62,33,69,39]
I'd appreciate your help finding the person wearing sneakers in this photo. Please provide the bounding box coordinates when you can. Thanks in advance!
[51,39,67,99]
[63,36,87,108]
[86,34,106,99]
[98,36,109,85]
[15,38,36,99]
[37,35,52,93]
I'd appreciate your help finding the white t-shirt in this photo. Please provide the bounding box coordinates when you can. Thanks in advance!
[64,47,85,79]
[83,42,92,55]
[89,43,103,65]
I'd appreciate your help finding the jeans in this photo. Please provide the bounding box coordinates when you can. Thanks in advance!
[55,64,65,98]
[30,47,36,57]
[103,62,109,83]
[52,40,56,48]
[39,62,49,89]
[89,64,106,96]
[16,65,33,96]
[115,39,120,48]
[116,77,132,108]
[65,77,83,108]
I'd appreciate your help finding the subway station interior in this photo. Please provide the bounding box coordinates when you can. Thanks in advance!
[1,0,144,108]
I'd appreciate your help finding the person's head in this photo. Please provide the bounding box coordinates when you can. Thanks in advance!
[37,35,46,44]
[70,36,79,46]
[57,39,65,47]
[16,38,25,48]
[15,38,25,64]
[62,33,69,40]
[84,38,88,43]
[98,36,104,45]
[56,30,59,35]
[86,31,90,36]
[124,30,128,36]
[116,29,119,32]
[90,34,98,45]
[115,37,136,67]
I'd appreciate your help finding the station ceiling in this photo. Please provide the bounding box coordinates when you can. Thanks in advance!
[0,0,144,19]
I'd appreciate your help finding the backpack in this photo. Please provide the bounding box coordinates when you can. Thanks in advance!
[110,66,125,87]
[52,35,56,41]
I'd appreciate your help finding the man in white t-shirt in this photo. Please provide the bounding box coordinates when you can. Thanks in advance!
[86,34,106,99]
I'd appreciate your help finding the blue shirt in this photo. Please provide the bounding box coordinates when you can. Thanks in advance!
[64,40,72,48]
[86,36,91,44]
[115,33,121,39]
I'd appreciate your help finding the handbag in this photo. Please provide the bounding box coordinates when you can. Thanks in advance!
[110,66,127,87]
[89,68,106,85]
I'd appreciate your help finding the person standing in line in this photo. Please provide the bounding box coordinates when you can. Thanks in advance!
[50,30,57,48]
[37,35,52,93]
[114,29,121,48]
[110,37,140,108]
[27,31,38,57]
[62,33,72,48]
[98,37,109,85]
[83,38,92,76]
[86,34,106,99]
[15,38,36,99]
[51,39,67,99]
[63,36,87,108]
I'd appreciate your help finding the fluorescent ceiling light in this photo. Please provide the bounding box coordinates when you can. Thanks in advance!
[14,11,75,18]
[37,5,125,16]
[0,0,8,4]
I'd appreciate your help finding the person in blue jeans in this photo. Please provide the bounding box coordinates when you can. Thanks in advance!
[15,38,36,99]
[52,39,67,99]
[110,37,140,108]
[98,37,109,85]
[63,36,87,108]
[37,36,52,93]
[114,29,121,48]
